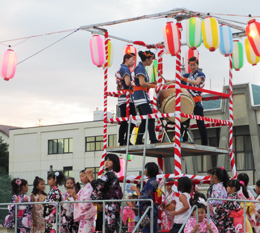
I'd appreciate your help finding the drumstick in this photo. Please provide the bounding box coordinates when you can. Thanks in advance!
[158,71,167,82]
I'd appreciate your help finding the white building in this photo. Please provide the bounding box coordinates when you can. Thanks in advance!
[8,120,156,192]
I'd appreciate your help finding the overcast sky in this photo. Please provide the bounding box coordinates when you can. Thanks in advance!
[0,0,259,127]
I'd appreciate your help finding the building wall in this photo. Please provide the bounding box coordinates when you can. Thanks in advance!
[9,121,156,193]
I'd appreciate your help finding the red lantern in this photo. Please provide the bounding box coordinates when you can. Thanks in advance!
[246,19,260,57]
[162,21,181,56]
[0,48,17,81]
[123,45,137,73]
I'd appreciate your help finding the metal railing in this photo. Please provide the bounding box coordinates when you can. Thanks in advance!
[1,198,153,233]
[178,205,198,233]
[0,201,58,233]
[207,197,260,233]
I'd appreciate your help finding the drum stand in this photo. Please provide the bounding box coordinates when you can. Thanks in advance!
[161,119,195,143]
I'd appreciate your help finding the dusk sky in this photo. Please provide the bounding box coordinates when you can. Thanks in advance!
[0,0,259,127]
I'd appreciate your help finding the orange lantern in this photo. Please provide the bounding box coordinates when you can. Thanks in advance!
[123,45,137,73]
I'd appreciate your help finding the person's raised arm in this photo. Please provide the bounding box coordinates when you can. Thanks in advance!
[171,193,189,216]
[181,76,204,86]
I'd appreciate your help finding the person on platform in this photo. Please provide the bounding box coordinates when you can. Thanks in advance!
[116,53,137,146]
[181,56,208,145]
[133,50,160,144]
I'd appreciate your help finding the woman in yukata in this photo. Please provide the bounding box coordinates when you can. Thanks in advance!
[68,170,96,233]
[85,153,123,233]
[3,178,32,233]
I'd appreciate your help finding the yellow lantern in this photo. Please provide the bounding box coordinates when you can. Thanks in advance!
[201,17,220,52]
[245,37,260,66]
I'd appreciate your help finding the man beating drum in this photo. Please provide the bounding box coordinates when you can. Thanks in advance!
[181,56,208,145]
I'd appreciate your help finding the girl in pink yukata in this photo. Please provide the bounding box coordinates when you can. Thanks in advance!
[122,196,135,232]
[237,173,257,228]
[161,181,175,230]
[61,177,81,233]
[86,153,123,233]
[68,170,96,233]
[3,178,32,233]
[254,180,260,232]
[184,199,218,233]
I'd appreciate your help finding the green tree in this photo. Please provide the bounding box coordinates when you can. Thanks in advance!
[0,136,9,174]
[0,137,11,223]
[0,174,12,223]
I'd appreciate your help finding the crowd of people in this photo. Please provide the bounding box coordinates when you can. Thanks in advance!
[2,157,260,233]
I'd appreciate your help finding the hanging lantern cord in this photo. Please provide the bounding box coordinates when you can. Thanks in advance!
[17,28,79,65]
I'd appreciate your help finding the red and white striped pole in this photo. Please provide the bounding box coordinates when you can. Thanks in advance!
[157,50,165,173]
[228,54,237,178]
[126,92,130,118]
[98,31,109,178]
[173,22,183,194]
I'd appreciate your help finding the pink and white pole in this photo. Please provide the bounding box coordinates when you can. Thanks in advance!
[228,54,237,178]
[98,31,109,178]
[173,22,183,194]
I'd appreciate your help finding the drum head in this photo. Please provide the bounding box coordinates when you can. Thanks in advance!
[160,92,195,123]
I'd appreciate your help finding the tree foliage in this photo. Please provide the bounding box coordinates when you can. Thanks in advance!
[0,136,9,174]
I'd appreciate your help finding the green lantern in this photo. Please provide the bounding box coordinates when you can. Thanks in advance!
[186,17,202,50]
[232,40,244,71]
[146,60,158,82]
[127,154,135,161]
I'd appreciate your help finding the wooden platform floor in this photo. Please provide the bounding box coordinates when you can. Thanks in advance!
[107,142,229,158]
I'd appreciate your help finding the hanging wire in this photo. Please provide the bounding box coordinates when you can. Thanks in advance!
[17,28,79,65]
[0,28,78,44]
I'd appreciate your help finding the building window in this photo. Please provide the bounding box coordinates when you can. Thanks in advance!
[64,166,73,177]
[108,134,117,147]
[48,138,73,154]
[233,127,254,170]
[86,167,99,179]
[85,136,103,151]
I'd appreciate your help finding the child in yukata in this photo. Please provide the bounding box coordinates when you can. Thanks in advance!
[210,179,252,233]
[61,177,81,233]
[30,176,47,233]
[3,178,32,233]
[44,171,66,233]
[130,162,159,233]
[184,198,218,233]
[68,170,96,233]
[86,153,123,233]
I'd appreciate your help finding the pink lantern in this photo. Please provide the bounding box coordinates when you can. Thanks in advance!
[162,21,181,56]
[117,158,125,177]
[0,48,17,81]
[89,35,105,67]
[184,48,199,73]
[123,45,137,73]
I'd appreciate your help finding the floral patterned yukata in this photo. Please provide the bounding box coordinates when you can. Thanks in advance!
[61,191,79,233]
[184,217,218,233]
[31,194,45,233]
[44,186,62,233]
[139,177,159,233]
[161,190,175,230]
[237,187,257,228]
[3,193,33,233]
[214,192,241,232]
[91,170,123,233]
[74,183,96,233]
